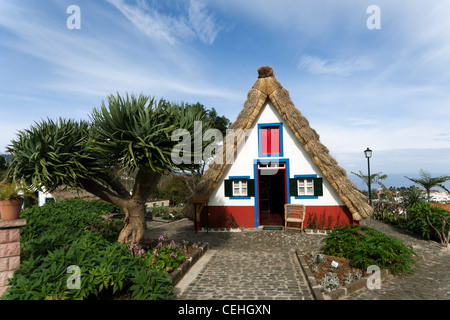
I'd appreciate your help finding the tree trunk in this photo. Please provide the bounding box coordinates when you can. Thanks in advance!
[118,201,146,245]
[79,170,161,245]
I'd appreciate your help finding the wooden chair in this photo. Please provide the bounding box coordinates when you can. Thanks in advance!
[284,204,305,232]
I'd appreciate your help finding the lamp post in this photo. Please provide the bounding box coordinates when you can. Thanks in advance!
[364,147,372,205]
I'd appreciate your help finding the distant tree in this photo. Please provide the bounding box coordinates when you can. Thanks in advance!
[400,186,424,209]
[0,156,6,170]
[351,170,392,200]
[0,156,8,181]
[161,175,193,206]
[7,93,216,245]
[405,170,450,202]
[177,102,231,193]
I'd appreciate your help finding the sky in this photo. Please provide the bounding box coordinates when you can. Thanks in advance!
[1,0,450,187]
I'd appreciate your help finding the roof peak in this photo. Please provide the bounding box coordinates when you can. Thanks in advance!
[257,66,274,78]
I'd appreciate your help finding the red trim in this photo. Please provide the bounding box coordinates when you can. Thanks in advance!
[201,205,357,229]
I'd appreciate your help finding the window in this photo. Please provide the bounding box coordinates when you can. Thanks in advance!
[232,179,247,197]
[224,176,255,198]
[298,178,314,196]
[258,123,283,157]
[289,176,323,198]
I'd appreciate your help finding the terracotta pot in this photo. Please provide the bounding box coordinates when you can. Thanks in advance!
[0,199,24,221]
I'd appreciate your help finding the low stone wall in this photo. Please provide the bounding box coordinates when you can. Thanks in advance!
[0,219,27,297]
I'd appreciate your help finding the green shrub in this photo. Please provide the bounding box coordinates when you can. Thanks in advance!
[151,206,169,217]
[130,268,173,300]
[2,199,175,300]
[406,202,450,241]
[138,236,185,273]
[3,233,136,300]
[320,225,368,258]
[3,232,175,300]
[151,206,184,221]
[321,225,416,275]
[351,230,417,275]
[19,199,123,258]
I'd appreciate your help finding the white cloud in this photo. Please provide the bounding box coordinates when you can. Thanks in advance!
[297,55,374,77]
[106,0,221,45]
[188,0,222,45]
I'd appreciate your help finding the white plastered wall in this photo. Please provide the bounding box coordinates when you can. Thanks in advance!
[208,101,344,206]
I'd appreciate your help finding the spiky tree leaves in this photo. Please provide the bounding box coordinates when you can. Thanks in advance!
[405,170,450,202]
[8,118,99,190]
[7,93,212,245]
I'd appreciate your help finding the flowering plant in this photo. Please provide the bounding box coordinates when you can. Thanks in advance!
[85,214,123,241]
[135,235,185,273]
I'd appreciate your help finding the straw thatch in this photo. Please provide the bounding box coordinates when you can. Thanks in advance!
[183,66,373,222]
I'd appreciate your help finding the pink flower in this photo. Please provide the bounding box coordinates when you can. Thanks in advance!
[165,266,169,272]
[137,249,145,255]
[158,235,165,241]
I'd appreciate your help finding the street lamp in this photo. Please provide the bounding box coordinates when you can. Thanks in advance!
[364,147,372,205]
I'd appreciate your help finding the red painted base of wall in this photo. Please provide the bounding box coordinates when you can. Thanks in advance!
[199,206,255,229]
[303,206,357,229]
[198,205,357,229]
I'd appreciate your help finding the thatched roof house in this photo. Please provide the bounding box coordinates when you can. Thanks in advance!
[184,66,372,229]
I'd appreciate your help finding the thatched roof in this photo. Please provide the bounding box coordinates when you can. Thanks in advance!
[184,66,373,221]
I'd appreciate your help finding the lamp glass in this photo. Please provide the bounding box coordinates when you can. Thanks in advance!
[364,148,372,158]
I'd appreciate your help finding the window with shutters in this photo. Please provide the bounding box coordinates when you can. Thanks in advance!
[224,176,255,199]
[289,175,323,199]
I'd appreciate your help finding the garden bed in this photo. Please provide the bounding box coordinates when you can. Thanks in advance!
[296,250,390,300]
[302,251,365,287]
[111,240,208,300]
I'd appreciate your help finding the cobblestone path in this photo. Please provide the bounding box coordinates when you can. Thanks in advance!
[145,218,449,300]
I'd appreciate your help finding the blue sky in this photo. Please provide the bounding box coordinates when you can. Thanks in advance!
[1,0,450,184]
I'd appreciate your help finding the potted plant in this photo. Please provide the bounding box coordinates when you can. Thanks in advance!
[0,180,33,220]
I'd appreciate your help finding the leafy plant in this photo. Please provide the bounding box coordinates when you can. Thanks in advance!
[320,225,367,258]
[0,180,34,201]
[351,230,417,275]
[2,200,179,300]
[138,236,185,273]
[85,213,124,242]
[321,225,417,275]
[129,269,173,300]
[344,271,362,285]
[3,232,139,300]
[319,272,340,293]
[406,202,450,242]
[19,199,122,259]
[311,252,326,263]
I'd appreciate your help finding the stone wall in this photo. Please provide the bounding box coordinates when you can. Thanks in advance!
[0,219,27,297]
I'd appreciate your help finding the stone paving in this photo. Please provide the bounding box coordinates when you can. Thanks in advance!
[145,218,449,300]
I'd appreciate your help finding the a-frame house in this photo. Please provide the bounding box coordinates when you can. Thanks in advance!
[185,66,372,229]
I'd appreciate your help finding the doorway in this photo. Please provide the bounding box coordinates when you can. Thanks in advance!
[258,162,287,226]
